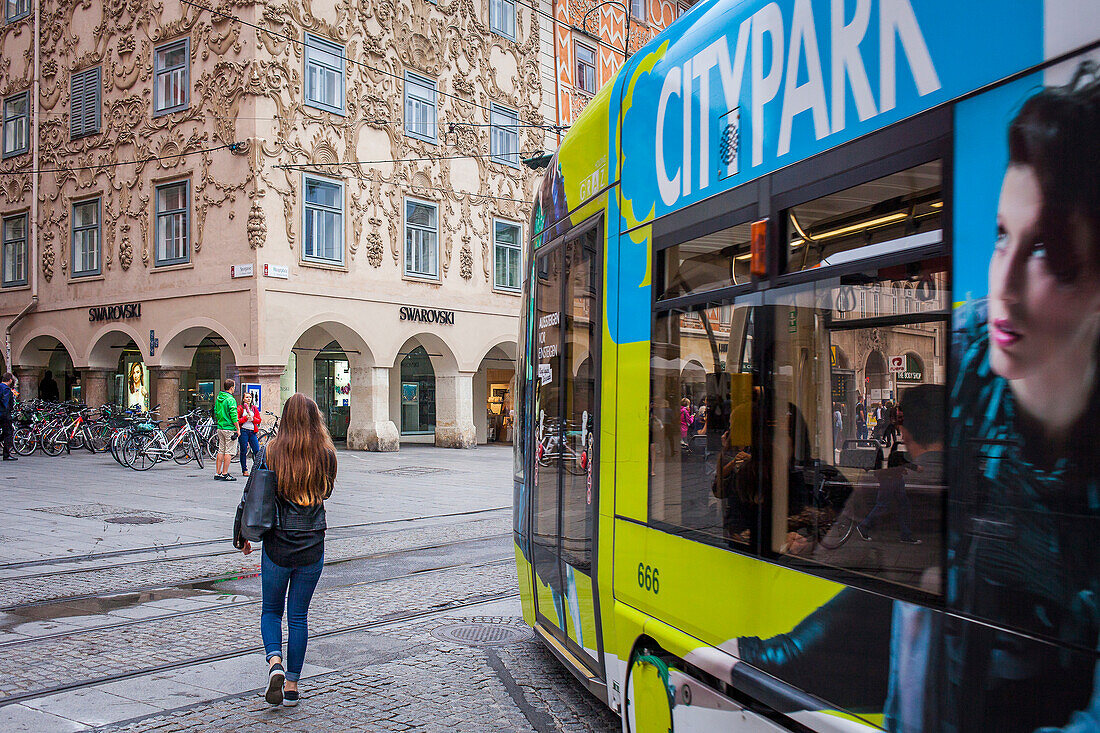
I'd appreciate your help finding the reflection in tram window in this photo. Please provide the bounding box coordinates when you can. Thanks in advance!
[659,222,753,300]
[650,302,756,549]
[767,259,948,595]
[785,161,942,273]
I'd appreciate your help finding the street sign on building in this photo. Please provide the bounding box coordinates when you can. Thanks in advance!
[231,263,254,278]
[889,355,906,374]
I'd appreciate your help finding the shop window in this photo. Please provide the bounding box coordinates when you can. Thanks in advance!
[489,0,515,39]
[629,0,645,22]
[302,174,344,264]
[404,198,438,278]
[658,221,753,300]
[71,198,100,277]
[494,219,521,291]
[575,42,596,95]
[766,257,948,596]
[490,103,519,166]
[70,67,101,139]
[304,34,345,115]
[785,161,942,274]
[153,39,189,115]
[5,0,28,22]
[404,72,437,143]
[400,346,436,434]
[2,91,28,158]
[155,180,189,266]
[2,213,26,287]
[650,301,757,550]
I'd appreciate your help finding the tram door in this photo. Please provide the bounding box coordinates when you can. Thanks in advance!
[531,224,602,673]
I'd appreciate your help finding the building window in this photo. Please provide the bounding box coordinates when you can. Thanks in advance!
[489,0,516,39]
[302,174,344,265]
[405,198,438,278]
[494,220,521,291]
[2,91,28,158]
[304,34,345,115]
[575,41,596,95]
[404,72,437,143]
[2,214,26,287]
[5,0,28,22]
[153,39,189,115]
[70,67,101,139]
[490,103,519,166]
[71,199,100,277]
[629,0,645,22]
[155,181,189,266]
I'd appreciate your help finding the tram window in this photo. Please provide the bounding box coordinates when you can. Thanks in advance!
[767,258,948,595]
[659,222,753,300]
[785,161,942,273]
[650,302,758,549]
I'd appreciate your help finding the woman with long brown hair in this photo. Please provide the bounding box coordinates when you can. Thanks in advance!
[236,393,337,707]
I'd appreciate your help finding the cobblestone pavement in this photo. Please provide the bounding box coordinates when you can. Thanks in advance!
[0,445,622,732]
[0,513,510,608]
[105,616,620,733]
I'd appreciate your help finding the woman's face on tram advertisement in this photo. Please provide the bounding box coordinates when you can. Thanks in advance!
[987,164,1100,383]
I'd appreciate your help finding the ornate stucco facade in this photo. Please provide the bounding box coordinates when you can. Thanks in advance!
[0,0,555,448]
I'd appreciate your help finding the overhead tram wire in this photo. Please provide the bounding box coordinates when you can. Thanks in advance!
[0,142,241,175]
[181,0,571,133]
[275,150,542,168]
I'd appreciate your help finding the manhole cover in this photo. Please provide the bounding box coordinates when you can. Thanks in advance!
[374,467,449,477]
[431,622,530,647]
[104,516,165,525]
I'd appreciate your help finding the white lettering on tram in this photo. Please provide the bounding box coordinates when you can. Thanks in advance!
[653,0,941,206]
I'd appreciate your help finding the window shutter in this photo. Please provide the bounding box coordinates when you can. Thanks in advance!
[70,72,84,138]
[87,68,100,135]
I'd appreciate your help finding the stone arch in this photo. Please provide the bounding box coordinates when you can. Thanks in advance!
[158,317,244,368]
[473,338,517,444]
[904,351,925,382]
[14,330,79,401]
[282,314,376,370]
[392,331,460,374]
[392,333,470,447]
[85,323,146,369]
[865,349,889,398]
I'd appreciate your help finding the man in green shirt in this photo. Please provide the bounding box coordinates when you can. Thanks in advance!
[213,378,239,481]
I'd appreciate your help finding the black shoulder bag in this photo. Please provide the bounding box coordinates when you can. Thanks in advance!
[233,448,277,546]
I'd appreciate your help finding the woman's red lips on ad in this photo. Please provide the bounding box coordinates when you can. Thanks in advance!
[991,318,1023,347]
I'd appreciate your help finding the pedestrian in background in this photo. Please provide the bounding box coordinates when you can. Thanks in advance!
[39,370,59,402]
[237,391,261,477]
[214,378,238,481]
[235,392,337,707]
[0,373,16,461]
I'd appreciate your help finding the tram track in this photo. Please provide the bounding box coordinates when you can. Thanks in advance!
[0,585,522,709]
[0,550,519,707]
[0,505,509,575]
[0,532,513,622]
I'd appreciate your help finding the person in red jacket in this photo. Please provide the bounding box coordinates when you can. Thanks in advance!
[238,391,262,476]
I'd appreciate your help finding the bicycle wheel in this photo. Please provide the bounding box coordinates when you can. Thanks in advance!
[206,433,218,460]
[110,429,129,465]
[41,431,64,457]
[192,435,204,469]
[173,433,195,465]
[818,513,855,550]
[129,434,159,471]
[257,430,271,449]
[13,427,36,456]
[89,425,113,453]
[69,431,86,452]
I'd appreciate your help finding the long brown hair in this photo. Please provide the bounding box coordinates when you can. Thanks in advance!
[266,393,337,506]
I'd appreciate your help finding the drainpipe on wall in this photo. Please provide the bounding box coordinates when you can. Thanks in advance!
[6,0,41,371]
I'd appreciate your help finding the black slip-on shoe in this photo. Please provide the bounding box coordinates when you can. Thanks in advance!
[282,689,299,707]
[265,664,285,705]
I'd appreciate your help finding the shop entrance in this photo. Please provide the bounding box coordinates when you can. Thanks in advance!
[314,341,350,442]
[182,337,225,416]
[107,341,148,410]
[400,346,435,435]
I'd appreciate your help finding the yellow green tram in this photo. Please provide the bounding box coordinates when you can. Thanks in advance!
[514,1,1100,730]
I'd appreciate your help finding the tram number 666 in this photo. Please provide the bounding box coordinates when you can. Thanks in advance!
[637,563,660,594]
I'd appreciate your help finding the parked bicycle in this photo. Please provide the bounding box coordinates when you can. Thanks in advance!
[257,410,280,448]
[122,409,206,471]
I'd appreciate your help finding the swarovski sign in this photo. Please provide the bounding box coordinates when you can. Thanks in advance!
[399,306,455,325]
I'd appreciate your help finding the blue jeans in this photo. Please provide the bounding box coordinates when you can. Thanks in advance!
[260,550,323,681]
[239,429,260,473]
